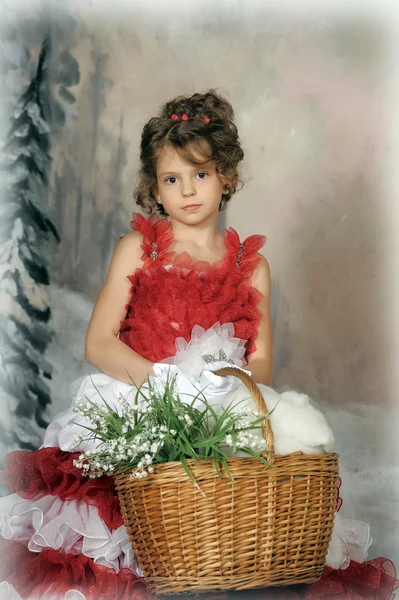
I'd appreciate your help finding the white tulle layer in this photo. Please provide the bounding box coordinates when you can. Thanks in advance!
[0,512,375,600]
[0,487,371,573]
[30,321,370,576]
[160,322,247,377]
[45,374,336,457]
[326,512,372,569]
[0,492,142,576]
[43,373,150,453]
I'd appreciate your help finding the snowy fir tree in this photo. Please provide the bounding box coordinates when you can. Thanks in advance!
[0,37,60,465]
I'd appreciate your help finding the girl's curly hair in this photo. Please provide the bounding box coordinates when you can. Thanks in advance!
[134,89,244,215]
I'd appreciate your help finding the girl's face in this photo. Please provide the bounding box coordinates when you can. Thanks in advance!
[154,144,228,226]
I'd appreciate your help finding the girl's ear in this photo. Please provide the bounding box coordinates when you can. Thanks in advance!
[220,169,235,192]
[153,185,162,204]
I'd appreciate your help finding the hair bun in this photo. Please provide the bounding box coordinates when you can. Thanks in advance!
[160,89,235,123]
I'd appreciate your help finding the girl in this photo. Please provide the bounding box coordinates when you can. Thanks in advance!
[84,90,273,389]
[0,90,397,600]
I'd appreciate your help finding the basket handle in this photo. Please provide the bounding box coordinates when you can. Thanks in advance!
[213,366,275,465]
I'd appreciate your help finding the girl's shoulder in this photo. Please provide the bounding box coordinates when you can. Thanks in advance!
[114,230,145,272]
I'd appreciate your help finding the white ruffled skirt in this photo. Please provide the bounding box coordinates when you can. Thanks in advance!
[0,323,373,598]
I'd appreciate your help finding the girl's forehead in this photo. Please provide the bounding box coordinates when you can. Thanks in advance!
[156,144,212,171]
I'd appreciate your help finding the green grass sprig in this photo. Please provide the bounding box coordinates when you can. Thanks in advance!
[72,369,272,491]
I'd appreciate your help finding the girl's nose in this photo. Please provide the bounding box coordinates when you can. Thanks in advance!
[181,179,196,197]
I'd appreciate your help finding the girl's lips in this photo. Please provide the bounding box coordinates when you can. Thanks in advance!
[183,204,202,211]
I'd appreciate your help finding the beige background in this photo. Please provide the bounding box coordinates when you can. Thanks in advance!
[1,0,398,563]
[40,3,395,408]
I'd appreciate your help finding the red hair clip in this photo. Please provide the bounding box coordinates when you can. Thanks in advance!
[165,113,211,123]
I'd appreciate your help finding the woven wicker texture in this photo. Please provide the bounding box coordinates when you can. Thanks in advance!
[115,367,339,595]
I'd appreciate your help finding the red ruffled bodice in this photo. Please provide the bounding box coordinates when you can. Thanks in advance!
[119,212,266,363]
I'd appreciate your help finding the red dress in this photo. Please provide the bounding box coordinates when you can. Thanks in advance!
[119,212,266,362]
[0,212,397,600]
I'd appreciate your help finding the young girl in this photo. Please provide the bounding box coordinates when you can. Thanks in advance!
[84,91,273,391]
[0,91,397,599]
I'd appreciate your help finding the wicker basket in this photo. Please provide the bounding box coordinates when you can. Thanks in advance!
[115,367,339,595]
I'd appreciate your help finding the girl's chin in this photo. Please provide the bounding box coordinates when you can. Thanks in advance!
[169,207,220,221]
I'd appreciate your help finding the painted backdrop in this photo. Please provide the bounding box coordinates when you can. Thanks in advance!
[0,0,398,561]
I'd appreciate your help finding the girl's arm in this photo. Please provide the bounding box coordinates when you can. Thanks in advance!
[84,232,155,386]
[245,255,273,385]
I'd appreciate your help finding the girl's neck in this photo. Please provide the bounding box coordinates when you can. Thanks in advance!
[169,215,223,249]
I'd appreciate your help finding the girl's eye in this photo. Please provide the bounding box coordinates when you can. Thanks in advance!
[165,172,208,184]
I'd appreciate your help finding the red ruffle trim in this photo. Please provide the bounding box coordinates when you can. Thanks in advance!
[130,212,175,269]
[303,558,399,600]
[0,447,123,530]
[130,211,267,277]
[225,225,266,280]
[3,540,396,600]
[0,539,152,600]
[0,451,397,599]
[0,451,344,535]
[204,558,399,599]
[336,475,343,512]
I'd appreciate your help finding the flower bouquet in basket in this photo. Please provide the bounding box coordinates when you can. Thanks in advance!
[71,361,338,596]
[72,370,270,491]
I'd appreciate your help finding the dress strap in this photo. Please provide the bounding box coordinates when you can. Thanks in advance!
[225,227,266,279]
[129,212,174,268]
